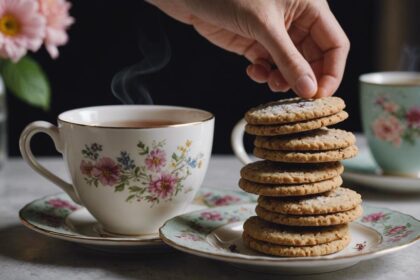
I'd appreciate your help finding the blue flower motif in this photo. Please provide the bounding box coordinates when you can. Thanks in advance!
[117,151,136,170]
[186,157,197,168]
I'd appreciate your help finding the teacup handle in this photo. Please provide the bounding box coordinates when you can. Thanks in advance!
[19,121,82,204]
[231,118,253,165]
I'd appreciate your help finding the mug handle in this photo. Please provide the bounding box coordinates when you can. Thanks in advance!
[19,121,82,204]
[231,118,253,165]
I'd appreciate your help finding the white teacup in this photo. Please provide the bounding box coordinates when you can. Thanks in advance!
[20,105,214,235]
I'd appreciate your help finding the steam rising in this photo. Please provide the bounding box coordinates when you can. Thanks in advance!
[111,11,170,104]
[399,46,420,71]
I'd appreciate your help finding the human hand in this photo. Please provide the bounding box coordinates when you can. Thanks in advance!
[147,0,350,99]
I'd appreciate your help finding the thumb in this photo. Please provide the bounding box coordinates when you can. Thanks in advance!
[257,23,317,98]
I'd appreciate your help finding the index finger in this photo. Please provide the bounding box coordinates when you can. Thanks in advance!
[310,8,350,97]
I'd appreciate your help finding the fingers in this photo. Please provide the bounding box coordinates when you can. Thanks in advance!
[310,7,350,97]
[256,23,318,99]
[247,59,290,92]
[246,59,271,83]
[268,69,290,92]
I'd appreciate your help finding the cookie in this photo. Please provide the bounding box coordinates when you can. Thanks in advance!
[245,111,348,136]
[254,128,356,151]
[243,216,349,246]
[257,187,362,215]
[245,97,346,125]
[238,176,342,197]
[243,232,350,257]
[253,145,358,163]
[240,160,344,185]
[255,205,363,226]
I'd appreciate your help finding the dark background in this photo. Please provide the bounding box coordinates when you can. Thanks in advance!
[7,0,379,156]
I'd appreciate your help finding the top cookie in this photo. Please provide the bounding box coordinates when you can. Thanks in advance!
[240,160,344,185]
[254,128,356,151]
[245,97,345,125]
[258,187,362,215]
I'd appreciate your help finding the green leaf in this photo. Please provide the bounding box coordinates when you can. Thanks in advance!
[126,194,136,202]
[128,186,142,192]
[1,56,50,110]
[172,153,178,161]
[138,147,149,155]
[115,183,125,192]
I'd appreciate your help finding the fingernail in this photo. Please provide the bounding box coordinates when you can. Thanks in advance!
[295,75,317,98]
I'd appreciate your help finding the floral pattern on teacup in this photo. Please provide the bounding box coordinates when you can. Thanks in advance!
[372,95,420,147]
[80,139,204,206]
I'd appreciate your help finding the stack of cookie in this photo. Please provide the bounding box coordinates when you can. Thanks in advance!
[239,97,362,257]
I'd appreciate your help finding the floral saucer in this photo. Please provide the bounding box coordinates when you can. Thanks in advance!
[19,188,256,251]
[160,204,420,274]
[343,145,420,193]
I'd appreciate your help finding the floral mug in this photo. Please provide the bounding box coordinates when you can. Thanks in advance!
[360,72,420,177]
[20,105,214,235]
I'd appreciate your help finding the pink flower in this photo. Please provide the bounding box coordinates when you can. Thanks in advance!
[0,0,46,62]
[145,149,166,172]
[38,0,73,59]
[406,107,420,128]
[383,102,399,113]
[91,157,121,186]
[386,226,407,236]
[80,160,93,176]
[47,198,78,211]
[200,211,223,221]
[388,230,413,242]
[362,212,387,223]
[213,195,241,206]
[372,115,404,147]
[148,173,177,199]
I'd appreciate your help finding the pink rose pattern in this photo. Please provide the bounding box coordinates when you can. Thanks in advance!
[80,140,203,206]
[384,224,414,243]
[200,211,223,221]
[372,116,403,147]
[407,107,420,128]
[201,193,242,207]
[46,198,78,211]
[362,212,389,223]
[361,211,414,243]
[372,95,420,146]
[174,207,258,242]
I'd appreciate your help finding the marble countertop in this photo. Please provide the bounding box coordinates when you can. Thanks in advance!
[1,153,420,280]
